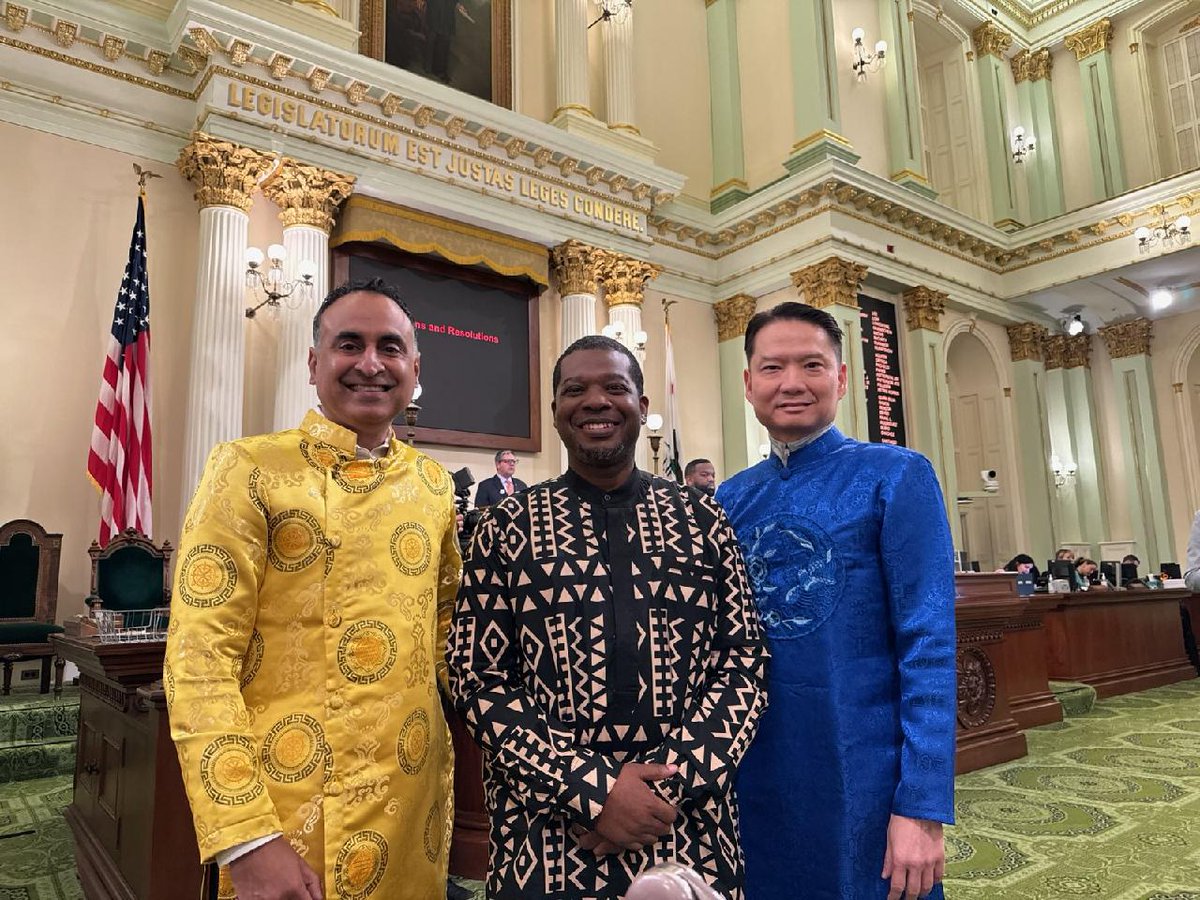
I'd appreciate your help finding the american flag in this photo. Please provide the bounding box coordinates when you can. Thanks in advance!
[87,196,153,546]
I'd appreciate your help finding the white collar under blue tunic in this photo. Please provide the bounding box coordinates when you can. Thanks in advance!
[770,423,834,466]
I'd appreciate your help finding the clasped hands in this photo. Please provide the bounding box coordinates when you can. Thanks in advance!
[574,762,679,857]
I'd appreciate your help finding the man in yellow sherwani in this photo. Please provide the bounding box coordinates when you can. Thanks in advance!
[165,278,462,900]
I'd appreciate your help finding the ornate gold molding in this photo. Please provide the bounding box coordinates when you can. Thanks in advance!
[5,5,28,32]
[1099,318,1152,358]
[595,252,661,308]
[262,160,356,232]
[902,286,948,333]
[176,133,276,213]
[550,240,599,297]
[1042,334,1066,369]
[791,257,867,310]
[1065,18,1113,61]
[1006,323,1048,362]
[102,35,125,62]
[1063,333,1091,369]
[971,22,1012,60]
[714,294,758,343]
[1030,48,1053,81]
[1010,49,1031,83]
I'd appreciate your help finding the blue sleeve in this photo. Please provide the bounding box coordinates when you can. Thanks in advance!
[878,453,957,824]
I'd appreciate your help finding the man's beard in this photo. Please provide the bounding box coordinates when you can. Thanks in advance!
[573,439,634,469]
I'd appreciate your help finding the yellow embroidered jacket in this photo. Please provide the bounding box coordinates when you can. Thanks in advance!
[164,411,462,899]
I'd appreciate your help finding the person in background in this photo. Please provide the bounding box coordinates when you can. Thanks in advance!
[165,278,461,900]
[1054,548,1077,562]
[717,302,956,900]
[1001,554,1040,581]
[1073,557,1099,590]
[684,458,718,496]
[1185,510,1200,593]
[474,449,527,507]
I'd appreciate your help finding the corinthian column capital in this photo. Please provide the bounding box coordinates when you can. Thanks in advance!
[902,286,948,333]
[176,133,276,212]
[262,160,357,233]
[1005,322,1049,362]
[550,240,600,296]
[1065,18,1113,61]
[1099,317,1153,358]
[595,251,660,308]
[791,257,867,310]
[713,294,758,343]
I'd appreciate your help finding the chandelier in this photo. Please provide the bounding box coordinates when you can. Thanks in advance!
[244,244,317,318]
[1134,209,1191,253]
[589,0,633,28]
[1011,127,1035,164]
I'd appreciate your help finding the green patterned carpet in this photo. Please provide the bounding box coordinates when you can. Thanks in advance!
[946,678,1200,898]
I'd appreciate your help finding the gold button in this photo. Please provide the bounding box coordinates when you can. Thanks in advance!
[327,534,342,549]
[325,612,342,628]
[326,778,342,797]
[326,678,338,692]
[328,695,344,711]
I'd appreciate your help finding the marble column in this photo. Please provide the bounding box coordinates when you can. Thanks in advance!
[596,251,660,470]
[1065,18,1125,199]
[1011,48,1064,220]
[784,0,859,173]
[902,287,958,536]
[177,133,276,500]
[551,240,601,353]
[791,257,869,440]
[602,5,638,135]
[1098,318,1173,566]
[262,161,356,432]
[553,0,592,123]
[972,22,1023,231]
[880,0,936,199]
[714,294,763,477]
[1062,334,1108,544]
[1005,323,1056,557]
[707,0,749,211]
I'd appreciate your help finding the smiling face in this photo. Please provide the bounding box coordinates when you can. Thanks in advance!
[744,319,847,443]
[308,290,419,449]
[553,348,648,487]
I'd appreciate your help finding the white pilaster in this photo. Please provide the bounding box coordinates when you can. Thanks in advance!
[272,224,328,430]
[602,7,637,133]
[554,0,591,118]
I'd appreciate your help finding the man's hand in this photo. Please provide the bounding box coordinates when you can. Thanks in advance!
[881,814,944,900]
[574,829,621,856]
[593,762,679,851]
[228,837,323,900]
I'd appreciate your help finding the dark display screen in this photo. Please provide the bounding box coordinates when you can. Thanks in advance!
[859,295,906,447]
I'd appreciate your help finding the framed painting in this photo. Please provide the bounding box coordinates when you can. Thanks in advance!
[359,0,513,108]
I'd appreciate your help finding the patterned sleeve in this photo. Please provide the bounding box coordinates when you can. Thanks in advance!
[163,442,281,862]
[448,508,621,828]
[435,488,464,695]
[879,453,958,825]
[641,495,770,806]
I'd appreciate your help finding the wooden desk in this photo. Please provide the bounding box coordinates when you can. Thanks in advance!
[50,633,201,900]
[1003,594,1064,730]
[954,573,1029,773]
[1042,588,1195,698]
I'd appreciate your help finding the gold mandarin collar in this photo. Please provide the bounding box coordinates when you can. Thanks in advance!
[299,409,399,458]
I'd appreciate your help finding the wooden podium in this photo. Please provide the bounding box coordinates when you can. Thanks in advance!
[50,632,202,900]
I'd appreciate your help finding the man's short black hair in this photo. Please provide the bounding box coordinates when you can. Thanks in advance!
[744,301,843,361]
[312,277,416,345]
[552,334,644,397]
[684,458,712,477]
[494,449,516,464]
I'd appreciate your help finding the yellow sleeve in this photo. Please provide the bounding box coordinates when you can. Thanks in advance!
[435,489,463,696]
[164,441,281,862]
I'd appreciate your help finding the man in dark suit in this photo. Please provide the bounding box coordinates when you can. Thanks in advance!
[474,449,527,507]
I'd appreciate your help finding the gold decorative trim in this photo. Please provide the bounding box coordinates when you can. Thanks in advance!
[1065,18,1113,61]
[791,257,867,310]
[1129,42,1139,54]
[1173,382,1185,394]
[177,132,276,212]
[1099,318,1152,358]
[309,67,331,93]
[890,168,931,185]
[1030,48,1053,81]
[972,22,1012,60]
[595,251,661,308]
[229,39,252,67]
[1006,323,1048,362]
[1063,333,1091,369]
[262,161,356,233]
[608,122,641,135]
[791,129,853,153]
[1003,386,1012,397]
[551,103,595,119]
[1011,49,1031,83]
[0,35,194,98]
[294,0,340,15]
[1183,16,1200,34]
[5,5,28,32]
[711,177,749,196]
[714,294,758,342]
[53,21,76,48]
[102,35,125,62]
[1043,333,1066,369]
[270,54,293,80]
[550,240,600,296]
[902,286,948,333]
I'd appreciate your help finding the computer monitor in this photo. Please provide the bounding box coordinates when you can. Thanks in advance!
[1161,562,1182,580]
[1120,562,1139,586]
[1049,559,1075,589]
[1100,561,1118,586]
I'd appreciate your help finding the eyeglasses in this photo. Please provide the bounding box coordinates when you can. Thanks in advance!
[500,458,517,465]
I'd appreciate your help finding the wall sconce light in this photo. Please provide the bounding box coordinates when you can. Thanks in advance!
[1050,452,1077,488]
[1135,210,1191,253]
[851,27,886,81]
[589,0,632,28]
[601,323,648,353]
[1011,126,1035,163]
[1063,314,1085,336]
[645,412,663,474]
[245,244,317,318]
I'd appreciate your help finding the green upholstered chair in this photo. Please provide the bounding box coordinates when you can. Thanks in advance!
[86,528,173,614]
[0,519,65,695]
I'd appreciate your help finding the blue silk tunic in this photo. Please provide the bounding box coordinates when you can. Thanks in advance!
[716,428,956,900]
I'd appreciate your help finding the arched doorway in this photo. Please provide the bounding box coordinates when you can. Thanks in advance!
[947,331,1017,570]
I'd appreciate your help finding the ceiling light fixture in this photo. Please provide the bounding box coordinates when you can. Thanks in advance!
[1150,289,1173,311]
[1064,314,1085,336]
[1134,209,1191,253]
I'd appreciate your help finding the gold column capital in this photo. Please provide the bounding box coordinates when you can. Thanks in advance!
[1010,49,1031,83]
[261,160,356,233]
[1043,334,1066,370]
[1099,317,1153,358]
[1029,47,1053,81]
[1063,333,1092,369]
[790,257,868,310]
[902,286,948,333]
[176,133,276,213]
[1006,322,1048,362]
[972,21,1012,60]
[1065,18,1113,61]
[550,240,600,297]
[714,294,758,343]
[595,251,661,308]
